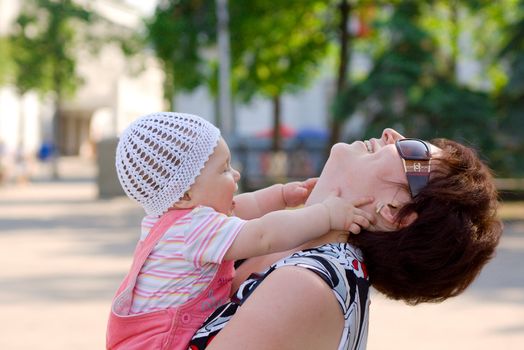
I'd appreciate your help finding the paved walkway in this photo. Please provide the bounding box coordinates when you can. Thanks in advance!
[0,158,523,349]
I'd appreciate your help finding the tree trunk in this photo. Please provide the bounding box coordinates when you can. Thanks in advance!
[216,0,234,139]
[329,0,352,147]
[51,95,61,179]
[15,95,27,184]
[166,63,176,111]
[449,0,459,81]
[18,94,25,152]
[272,94,282,152]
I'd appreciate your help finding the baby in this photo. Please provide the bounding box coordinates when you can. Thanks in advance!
[106,112,373,350]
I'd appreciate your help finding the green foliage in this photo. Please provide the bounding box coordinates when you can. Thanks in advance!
[228,1,329,101]
[420,0,518,92]
[334,1,436,129]
[146,0,330,150]
[226,0,330,151]
[147,1,329,102]
[146,0,216,108]
[497,0,524,175]
[334,0,498,163]
[143,0,524,175]
[414,78,496,150]
[9,0,92,97]
[0,37,14,86]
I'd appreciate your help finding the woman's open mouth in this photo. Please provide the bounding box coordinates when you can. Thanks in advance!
[364,140,373,153]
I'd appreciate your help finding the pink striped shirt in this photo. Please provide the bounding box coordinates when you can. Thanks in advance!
[130,206,246,314]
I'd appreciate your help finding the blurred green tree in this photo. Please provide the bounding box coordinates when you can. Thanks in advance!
[146,0,216,110]
[9,0,92,177]
[0,37,14,86]
[145,0,520,174]
[327,0,381,146]
[228,0,329,150]
[147,0,329,151]
[333,0,497,157]
[334,1,438,136]
[498,0,524,176]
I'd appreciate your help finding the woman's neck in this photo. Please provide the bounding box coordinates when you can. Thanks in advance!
[298,229,349,250]
[300,159,351,249]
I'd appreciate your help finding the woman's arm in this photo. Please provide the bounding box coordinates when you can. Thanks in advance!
[206,266,344,350]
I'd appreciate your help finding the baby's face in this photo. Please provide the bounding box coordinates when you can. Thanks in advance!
[189,138,241,215]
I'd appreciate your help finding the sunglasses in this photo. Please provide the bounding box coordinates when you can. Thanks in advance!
[395,138,432,197]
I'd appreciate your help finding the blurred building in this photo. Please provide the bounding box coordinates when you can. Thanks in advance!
[0,0,367,169]
[175,77,334,139]
[0,0,163,167]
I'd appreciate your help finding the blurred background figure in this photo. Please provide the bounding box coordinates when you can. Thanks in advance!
[0,139,6,185]
[13,146,30,185]
[37,140,54,163]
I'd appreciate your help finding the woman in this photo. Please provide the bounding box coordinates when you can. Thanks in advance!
[189,128,502,350]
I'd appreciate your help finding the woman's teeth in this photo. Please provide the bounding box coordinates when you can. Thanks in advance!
[364,140,372,153]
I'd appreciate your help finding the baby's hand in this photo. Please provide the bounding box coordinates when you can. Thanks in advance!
[282,178,318,207]
[321,194,374,234]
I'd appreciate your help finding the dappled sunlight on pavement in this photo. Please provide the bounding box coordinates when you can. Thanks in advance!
[0,178,142,350]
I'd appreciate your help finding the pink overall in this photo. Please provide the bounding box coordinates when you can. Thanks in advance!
[106,209,235,350]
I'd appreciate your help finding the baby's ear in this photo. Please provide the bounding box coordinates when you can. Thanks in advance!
[174,192,193,209]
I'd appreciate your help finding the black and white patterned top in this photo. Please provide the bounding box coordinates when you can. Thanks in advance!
[188,243,370,350]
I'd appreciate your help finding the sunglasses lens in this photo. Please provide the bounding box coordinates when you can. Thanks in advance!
[397,139,430,160]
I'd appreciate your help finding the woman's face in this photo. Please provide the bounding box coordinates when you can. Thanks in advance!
[307,128,441,231]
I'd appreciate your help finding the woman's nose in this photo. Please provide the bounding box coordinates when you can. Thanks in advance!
[381,128,405,144]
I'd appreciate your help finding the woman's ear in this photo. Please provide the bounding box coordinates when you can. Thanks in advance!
[174,192,193,209]
[376,203,396,226]
[377,203,418,228]
[398,211,418,228]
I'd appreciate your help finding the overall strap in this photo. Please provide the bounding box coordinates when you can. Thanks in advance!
[128,209,191,278]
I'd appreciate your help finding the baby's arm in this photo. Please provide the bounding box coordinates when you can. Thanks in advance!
[223,194,373,261]
[234,178,317,220]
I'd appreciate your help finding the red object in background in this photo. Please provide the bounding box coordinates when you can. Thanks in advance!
[255,125,296,138]
[355,5,375,38]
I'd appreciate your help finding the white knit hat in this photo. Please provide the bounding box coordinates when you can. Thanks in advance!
[115,112,221,216]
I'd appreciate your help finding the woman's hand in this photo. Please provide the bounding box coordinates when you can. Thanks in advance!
[282,177,318,207]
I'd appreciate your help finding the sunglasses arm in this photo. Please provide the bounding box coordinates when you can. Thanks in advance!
[401,159,432,197]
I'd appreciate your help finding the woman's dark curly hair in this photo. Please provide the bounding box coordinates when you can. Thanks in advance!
[348,139,503,305]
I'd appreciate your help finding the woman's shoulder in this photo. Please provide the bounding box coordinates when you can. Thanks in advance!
[270,243,370,349]
[202,264,345,350]
[233,243,368,304]
[190,263,342,349]
[274,243,369,281]
[190,243,371,349]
